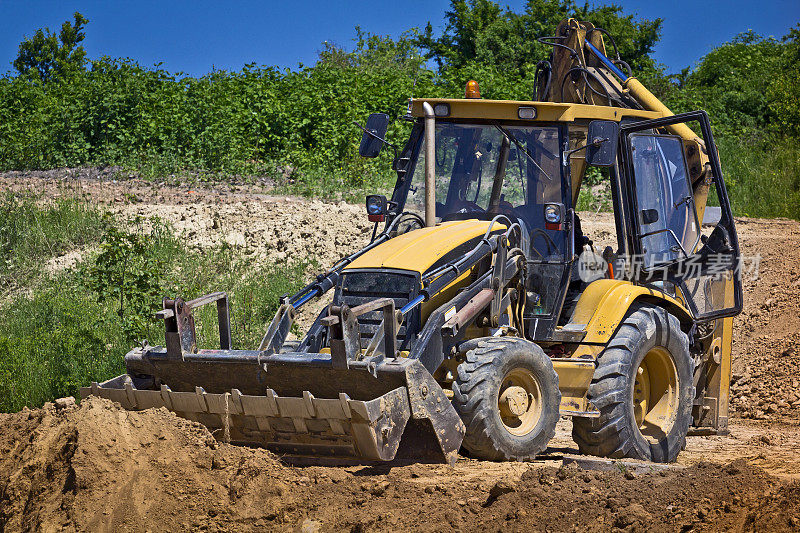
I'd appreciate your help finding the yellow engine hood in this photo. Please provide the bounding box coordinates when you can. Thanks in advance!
[345,219,504,275]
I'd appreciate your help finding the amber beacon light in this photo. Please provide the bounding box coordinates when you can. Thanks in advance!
[464,80,481,99]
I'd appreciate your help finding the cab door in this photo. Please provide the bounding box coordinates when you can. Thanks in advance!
[618,111,743,321]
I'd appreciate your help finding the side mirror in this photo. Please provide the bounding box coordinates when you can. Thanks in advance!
[585,120,619,167]
[358,113,391,158]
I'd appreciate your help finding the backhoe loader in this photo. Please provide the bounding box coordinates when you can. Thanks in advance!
[83,19,742,464]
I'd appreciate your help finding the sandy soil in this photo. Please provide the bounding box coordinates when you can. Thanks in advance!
[2,169,800,532]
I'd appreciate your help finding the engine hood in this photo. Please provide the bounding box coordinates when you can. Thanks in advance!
[345,219,504,275]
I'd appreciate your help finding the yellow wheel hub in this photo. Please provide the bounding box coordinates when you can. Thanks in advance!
[633,347,679,442]
[498,368,543,436]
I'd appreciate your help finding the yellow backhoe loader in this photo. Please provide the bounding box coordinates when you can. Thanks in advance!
[83,19,742,464]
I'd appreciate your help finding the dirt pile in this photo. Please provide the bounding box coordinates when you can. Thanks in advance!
[727,217,800,421]
[117,197,372,269]
[0,169,373,271]
[1,398,798,532]
[744,482,800,531]
[0,397,289,532]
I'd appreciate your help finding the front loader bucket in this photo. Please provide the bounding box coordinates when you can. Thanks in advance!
[81,349,465,464]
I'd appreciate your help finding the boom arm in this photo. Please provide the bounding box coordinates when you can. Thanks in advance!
[540,18,714,224]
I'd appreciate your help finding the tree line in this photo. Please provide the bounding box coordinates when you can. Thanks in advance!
[1,2,798,214]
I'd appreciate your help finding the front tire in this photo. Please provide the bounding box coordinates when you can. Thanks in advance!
[572,306,694,462]
[453,337,561,461]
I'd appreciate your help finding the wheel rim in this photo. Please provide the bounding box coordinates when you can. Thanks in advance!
[633,347,679,442]
[498,368,543,436]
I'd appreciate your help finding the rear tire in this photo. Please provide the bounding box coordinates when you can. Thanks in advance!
[572,306,694,462]
[453,337,560,461]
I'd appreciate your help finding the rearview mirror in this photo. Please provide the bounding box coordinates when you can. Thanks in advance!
[585,120,619,167]
[358,113,391,158]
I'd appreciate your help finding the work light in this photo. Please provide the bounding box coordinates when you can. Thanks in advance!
[544,203,563,230]
[433,103,450,117]
[366,194,387,222]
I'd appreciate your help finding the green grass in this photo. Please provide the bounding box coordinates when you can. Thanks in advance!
[0,196,308,412]
[0,192,106,292]
[716,135,800,219]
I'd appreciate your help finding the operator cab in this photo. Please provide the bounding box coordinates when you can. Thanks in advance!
[358,94,741,340]
[404,122,567,256]
[395,119,575,338]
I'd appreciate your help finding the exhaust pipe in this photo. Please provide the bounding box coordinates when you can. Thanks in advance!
[423,101,436,227]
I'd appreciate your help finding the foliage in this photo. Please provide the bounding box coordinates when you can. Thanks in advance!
[83,217,177,342]
[0,192,105,292]
[0,4,798,216]
[13,12,89,83]
[716,135,800,220]
[0,198,308,412]
[766,25,800,137]
[0,28,429,195]
[417,0,661,77]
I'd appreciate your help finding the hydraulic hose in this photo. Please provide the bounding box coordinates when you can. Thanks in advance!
[583,40,701,144]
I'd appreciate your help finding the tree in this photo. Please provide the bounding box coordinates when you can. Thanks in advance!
[13,12,89,83]
[768,25,800,136]
[416,0,662,76]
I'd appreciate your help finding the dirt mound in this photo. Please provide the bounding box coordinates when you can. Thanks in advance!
[0,397,291,532]
[744,482,800,531]
[728,217,800,421]
[0,398,794,532]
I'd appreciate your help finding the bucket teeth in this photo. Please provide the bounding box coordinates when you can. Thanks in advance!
[82,353,465,464]
[83,380,413,461]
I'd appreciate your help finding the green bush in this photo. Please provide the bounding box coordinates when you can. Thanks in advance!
[82,217,179,342]
[0,4,797,216]
[717,135,800,220]
[0,278,127,412]
[0,203,308,412]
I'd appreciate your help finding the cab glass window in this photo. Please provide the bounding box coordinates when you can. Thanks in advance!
[630,134,700,268]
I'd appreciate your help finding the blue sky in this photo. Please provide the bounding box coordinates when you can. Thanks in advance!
[1,1,798,76]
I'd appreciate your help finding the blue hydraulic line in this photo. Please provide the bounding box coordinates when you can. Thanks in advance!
[584,40,627,82]
[400,294,425,315]
[293,289,317,308]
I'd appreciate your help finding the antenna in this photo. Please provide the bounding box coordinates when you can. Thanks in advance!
[407,52,420,116]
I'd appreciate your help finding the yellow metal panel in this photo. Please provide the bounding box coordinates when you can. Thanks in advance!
[409,98,664,123]
[552,358,595,414]
[421,267,475,323]
[345,220,503,274]
[570,279,692,347]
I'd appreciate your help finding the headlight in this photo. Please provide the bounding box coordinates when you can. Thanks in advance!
[365,194,387,221]
[544,205,561,223]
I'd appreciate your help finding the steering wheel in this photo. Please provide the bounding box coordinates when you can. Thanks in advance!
[394,212,425,235]
[450,198,483,214]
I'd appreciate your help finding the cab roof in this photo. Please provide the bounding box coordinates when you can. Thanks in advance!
[409,98,664,123]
